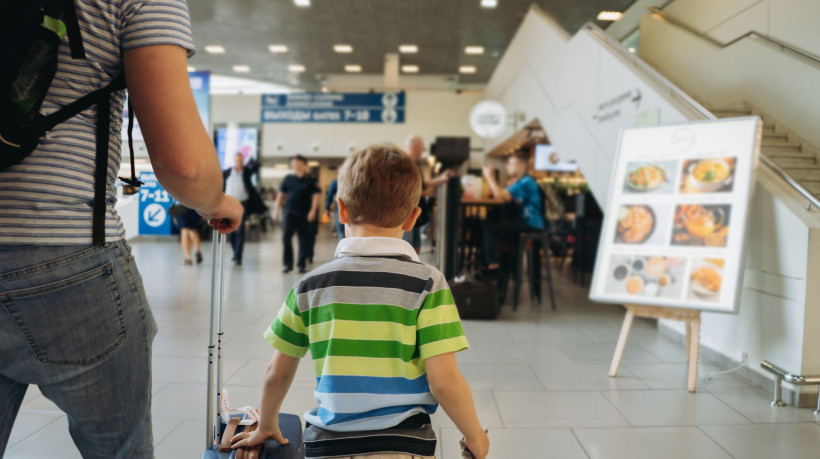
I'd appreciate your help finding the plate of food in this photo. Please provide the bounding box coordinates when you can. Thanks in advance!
[690,264,723,299]
[615,205,655,244]
[626,165,667,191]
[686,159,733,192]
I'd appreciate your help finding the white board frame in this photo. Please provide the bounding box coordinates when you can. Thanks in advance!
[589,117,762,313]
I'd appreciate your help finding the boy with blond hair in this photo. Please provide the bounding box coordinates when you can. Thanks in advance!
[232,144,489,458]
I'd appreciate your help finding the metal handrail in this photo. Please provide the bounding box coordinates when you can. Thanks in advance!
[583,22,820,211]
[647,7,820,67]
[761,361,820,414]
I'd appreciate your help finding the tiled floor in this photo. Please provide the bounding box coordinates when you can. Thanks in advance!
[5,230,820,458]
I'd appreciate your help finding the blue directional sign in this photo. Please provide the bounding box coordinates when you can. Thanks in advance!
[138,172,173,235]
[260,92,405,123]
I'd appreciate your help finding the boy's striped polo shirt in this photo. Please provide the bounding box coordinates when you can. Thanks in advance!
[264,236,469,432]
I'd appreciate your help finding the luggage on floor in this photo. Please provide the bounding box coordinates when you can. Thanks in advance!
[449,275,501,320]
[201,230,304,459]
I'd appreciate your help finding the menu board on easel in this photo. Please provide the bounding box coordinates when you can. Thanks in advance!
[590,117,762,313]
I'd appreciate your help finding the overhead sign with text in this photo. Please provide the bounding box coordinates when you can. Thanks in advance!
[138,171,172,236]
[590,117,761,313]
[260,92,405,123]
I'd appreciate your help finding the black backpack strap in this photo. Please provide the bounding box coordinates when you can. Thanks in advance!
[92,87,111,245]
[34,73,126,134]
[58,0,85,59]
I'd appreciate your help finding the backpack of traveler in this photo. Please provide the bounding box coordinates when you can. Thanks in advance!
[0,0,141,244]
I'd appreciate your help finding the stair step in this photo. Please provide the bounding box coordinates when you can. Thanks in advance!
[762,128,787,139]
[783,169,820,181]
[771,157,818,168]
[763,147,809,158]
[761,137,800,148]
[713,110,752,118]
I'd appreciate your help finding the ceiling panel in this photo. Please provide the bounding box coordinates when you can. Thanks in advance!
[187,0,636,88]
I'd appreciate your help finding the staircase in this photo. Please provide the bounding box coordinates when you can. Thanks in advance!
[711,103,820,197]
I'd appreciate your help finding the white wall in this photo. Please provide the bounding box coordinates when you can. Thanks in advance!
[483,6,703,206]
[644,0,820,148]
[211,90,485,159]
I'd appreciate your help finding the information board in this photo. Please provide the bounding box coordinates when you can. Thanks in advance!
[138,171,172,236]
[590,118,761,313]
[260,92,405,123]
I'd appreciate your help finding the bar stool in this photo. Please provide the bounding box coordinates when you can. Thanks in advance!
[513,230,557,311]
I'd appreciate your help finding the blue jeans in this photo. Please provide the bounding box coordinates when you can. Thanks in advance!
[0,240,156,458]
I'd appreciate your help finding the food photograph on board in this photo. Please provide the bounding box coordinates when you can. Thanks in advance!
[679,157,737,193]
[604,254,687,299]
[614,204,671,246]
[687,258,724,302]
[622,160,677,194]
[671,204,731,247]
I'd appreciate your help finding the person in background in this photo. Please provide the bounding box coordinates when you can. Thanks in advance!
[273,155,320,274]
[0,1,243,456]
[325,178,345,241]
[404,134,456,254]
[175,207,203,265]
[231,144,490,459]
[481,149,545,271]
[223,152,259,266]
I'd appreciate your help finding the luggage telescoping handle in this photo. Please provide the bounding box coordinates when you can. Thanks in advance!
[205,230,227,449]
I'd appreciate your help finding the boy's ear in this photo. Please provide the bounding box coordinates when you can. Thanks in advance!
[402,207,422,232]
[337,197,349,224]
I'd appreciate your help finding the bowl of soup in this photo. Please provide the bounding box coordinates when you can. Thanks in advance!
[687,159,732,192]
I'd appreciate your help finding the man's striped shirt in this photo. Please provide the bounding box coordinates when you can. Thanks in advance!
[0,0,195,244]
[265,237,469,432]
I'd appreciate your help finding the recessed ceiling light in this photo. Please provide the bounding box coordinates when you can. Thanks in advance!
[597,11,623,21]
[187,66,196,72]
[268,44,288,53]
[204,45,225,54]
[345,65,362,73]
[465,46,484,55]
[480,0,498,8]
[459,66,477,74]
[399,44,418,54]
[333,44,353,53]
[294,0,310,7]
[289,64,306,73]
[233,65,250,73]
[402,65,419,73]
[627,47,636,53]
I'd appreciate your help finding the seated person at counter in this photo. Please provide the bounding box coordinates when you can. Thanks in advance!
[481,150,546,271]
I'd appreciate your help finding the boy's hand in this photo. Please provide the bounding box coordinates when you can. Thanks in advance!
[463,429,490,459]
[231,426,288,449]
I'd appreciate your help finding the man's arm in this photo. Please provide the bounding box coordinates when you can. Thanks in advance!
[426,353,489,459]
[481,165,512,202]
[123,45,242,233]
[231,350,300,448]
[420,169,456,197]
[308,192,321,222]
[272,193,285,221]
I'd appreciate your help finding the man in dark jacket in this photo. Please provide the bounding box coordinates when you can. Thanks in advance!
[273,155,321,273]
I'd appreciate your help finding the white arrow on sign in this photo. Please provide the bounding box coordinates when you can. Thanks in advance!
[143,203,167,227]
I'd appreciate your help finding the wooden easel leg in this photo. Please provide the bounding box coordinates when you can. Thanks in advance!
[685,321,691,363]
[609,307,635,377]
[687,314,701,392]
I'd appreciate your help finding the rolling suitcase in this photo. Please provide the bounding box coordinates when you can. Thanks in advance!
[201,231,305,459]
[449,275,501,320]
